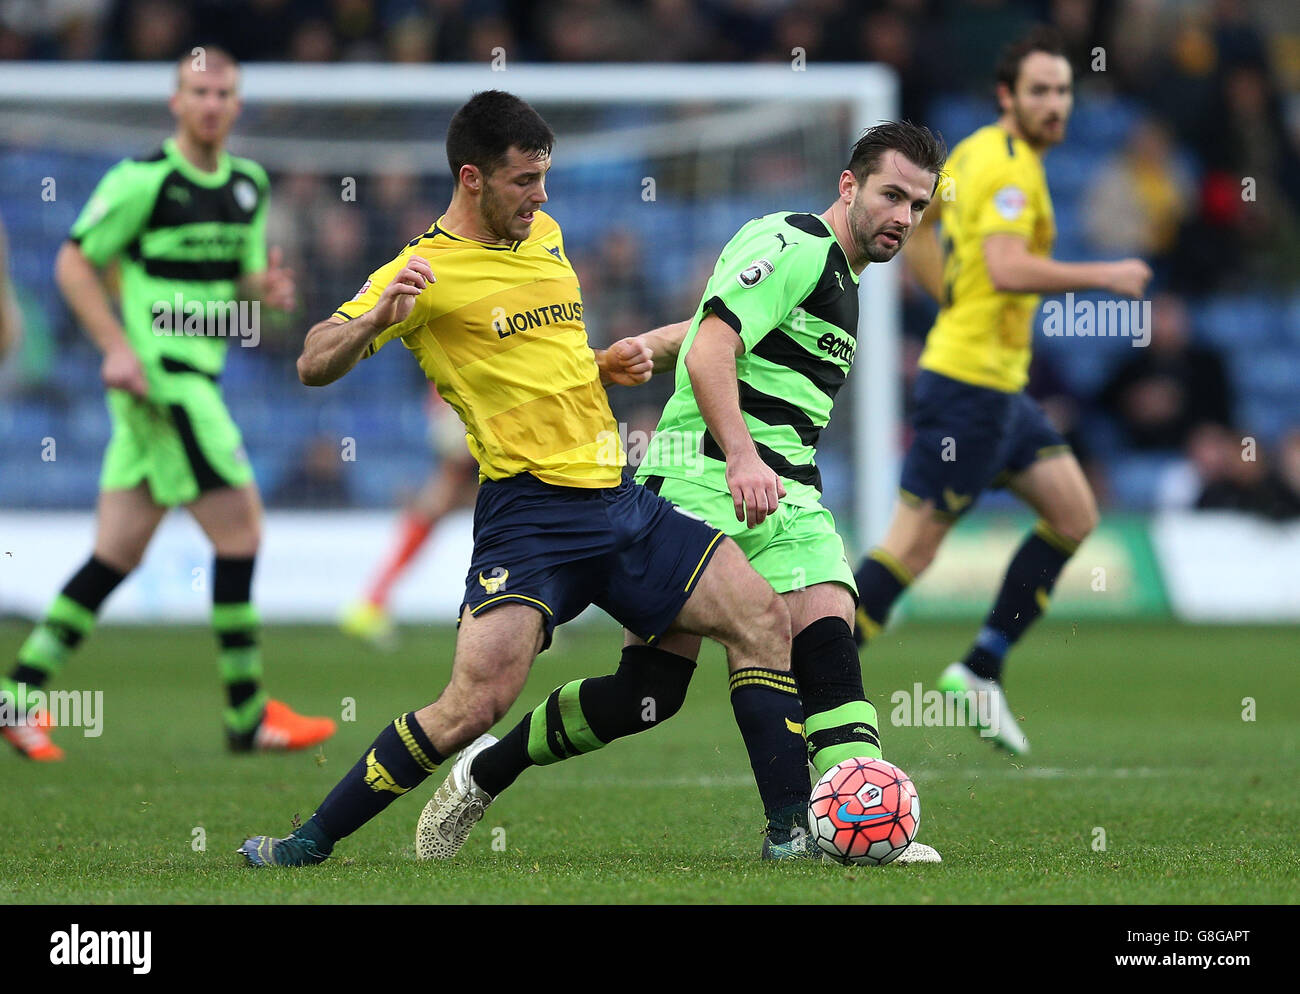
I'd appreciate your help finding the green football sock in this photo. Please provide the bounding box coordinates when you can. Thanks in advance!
[471,646,695,796]
[214,602,266,732]
[213,555,266,733]
[792,617,884,776]
[9,557,127,708]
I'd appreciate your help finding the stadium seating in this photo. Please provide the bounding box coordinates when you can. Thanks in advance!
[3,93,1298,510]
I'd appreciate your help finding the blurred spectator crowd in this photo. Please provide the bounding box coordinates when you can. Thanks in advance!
[3,0,1300,521]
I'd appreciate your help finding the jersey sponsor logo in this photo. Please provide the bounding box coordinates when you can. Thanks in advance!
[176,230,245,253]
[773,233,798,252]
[479,567,509,595]
[993,185,1028,221]
[233,178,258,212]
[164,185,191,206]
[737,258,775,288]
[351,279,372,301]
[545,245,561,259]
[363,748,410,795]
[490,300,583,339]
[816,331,855,363]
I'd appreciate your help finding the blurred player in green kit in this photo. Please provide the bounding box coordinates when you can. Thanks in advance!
[1,47,334,761]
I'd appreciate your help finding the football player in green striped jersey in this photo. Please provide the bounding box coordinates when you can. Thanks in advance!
[1,47,334,761]
[418,122,949,863]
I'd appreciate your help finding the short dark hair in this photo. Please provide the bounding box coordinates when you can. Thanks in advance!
[995,25,1068,94]
[446,90,555,182]
[847,120,947,192]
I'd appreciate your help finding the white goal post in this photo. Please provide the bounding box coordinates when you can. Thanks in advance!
[0,61,900,553]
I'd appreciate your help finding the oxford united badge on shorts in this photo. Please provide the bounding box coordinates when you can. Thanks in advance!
[479,567,509,595]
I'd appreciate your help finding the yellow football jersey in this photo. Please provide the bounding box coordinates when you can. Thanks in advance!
[918,124,1056,393]
[333,211,623,488]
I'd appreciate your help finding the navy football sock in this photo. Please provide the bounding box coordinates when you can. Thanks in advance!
[728,667,810,838]
[310,712,445,843]
[964,521,1077,681]
[853,550,913,645]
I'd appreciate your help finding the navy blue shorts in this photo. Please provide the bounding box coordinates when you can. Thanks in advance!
[899,370,1070,520]
[461,472,726,649]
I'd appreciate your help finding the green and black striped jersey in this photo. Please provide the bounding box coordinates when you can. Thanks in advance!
[68,137,269,378]
[638,211,858,506]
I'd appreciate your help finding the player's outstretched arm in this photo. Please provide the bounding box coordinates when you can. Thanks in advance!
[297,256,434,386]
[984,234,1152,298]
[594,337,653,387]
[54,240,147,397]
[593,319,690,386]
[684,314,784,528]
[639,319,692,373]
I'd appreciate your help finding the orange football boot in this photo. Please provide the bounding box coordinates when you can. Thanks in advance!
[245,699,336,752]
[2,710,64,761]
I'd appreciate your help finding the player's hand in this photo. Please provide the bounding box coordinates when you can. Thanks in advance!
[1104,259,1153,299]
[726,447,785,528]
[262,246,296,312]
[604,336,653,386]
[102,344,147,398]
[370,256,435,331]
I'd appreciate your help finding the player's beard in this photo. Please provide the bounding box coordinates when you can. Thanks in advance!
[1013,103,1065,148]
[479,182,520,243]
[849,198,904,264]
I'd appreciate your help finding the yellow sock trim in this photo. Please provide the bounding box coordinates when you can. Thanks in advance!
[728,667,796,692]
[394,713,439,773]
[729,675,799,694]
[869,548,915,587]
[855,605,882,641]
[1033,519,1080,556]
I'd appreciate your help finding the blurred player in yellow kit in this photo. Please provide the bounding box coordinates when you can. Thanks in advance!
[851,27,1151,753]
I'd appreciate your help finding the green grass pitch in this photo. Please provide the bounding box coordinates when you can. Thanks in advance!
[2,619,1296,904]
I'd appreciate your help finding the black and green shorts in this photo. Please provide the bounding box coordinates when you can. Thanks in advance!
[99,371,252,505]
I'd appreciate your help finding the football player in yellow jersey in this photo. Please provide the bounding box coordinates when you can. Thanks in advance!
[851,27,1151,754]
[241,90,800,867]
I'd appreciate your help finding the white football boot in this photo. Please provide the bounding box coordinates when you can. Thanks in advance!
[893,841,943,864]
[937,661,1030,755]
[415,733,497,860]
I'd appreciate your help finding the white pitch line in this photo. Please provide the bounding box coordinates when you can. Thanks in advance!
[533,766,1189,789]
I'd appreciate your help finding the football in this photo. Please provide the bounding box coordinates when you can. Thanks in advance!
[808,757,920,865]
